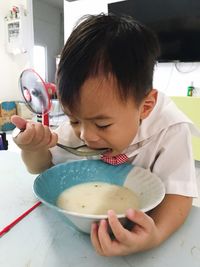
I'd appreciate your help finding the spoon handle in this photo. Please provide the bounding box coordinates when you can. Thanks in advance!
[12,127,24,138]
[12,128,105,157]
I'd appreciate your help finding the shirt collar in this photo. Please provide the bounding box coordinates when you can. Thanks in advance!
[129,91,198,146]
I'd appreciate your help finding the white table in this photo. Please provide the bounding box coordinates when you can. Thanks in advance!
[0,151,200,267]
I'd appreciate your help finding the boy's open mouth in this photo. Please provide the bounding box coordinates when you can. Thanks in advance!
[101,148,113,156]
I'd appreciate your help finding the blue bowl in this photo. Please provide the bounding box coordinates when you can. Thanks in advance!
[33,160,165,233]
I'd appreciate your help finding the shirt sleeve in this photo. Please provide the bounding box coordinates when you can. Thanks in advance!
[152,123,198,197]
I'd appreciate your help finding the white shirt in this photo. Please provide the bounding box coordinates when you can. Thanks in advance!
[50,92,199,197]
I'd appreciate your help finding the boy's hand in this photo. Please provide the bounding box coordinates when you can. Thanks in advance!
[11,115,58,152]
[91,209,159,256]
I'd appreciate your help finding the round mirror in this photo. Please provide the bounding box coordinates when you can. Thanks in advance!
[19,69,51,115]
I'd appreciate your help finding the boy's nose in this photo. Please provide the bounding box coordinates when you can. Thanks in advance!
[80,126,99,144]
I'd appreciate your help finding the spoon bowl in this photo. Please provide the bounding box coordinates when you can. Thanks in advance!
[56,143,109,156]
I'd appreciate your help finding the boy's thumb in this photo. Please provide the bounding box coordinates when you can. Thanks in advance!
[11,115,27,130]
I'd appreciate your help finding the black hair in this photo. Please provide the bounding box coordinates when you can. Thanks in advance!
[56,13,160,110]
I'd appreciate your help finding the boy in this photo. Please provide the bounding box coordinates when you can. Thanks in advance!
[11,14,198,256]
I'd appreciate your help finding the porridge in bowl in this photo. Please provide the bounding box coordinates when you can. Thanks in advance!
[56,182,139,215]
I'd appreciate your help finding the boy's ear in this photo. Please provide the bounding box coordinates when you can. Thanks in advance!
[140,89,158,120]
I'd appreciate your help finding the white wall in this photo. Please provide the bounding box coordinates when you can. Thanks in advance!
[33,0,64,83]
[0,0,34,101]
[153,62,200,96]
[64,0,108,41]
[64,0,200,97]
[64,0,125,41]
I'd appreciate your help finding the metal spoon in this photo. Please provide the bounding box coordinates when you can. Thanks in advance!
[56,143,108,156]
[12,127,108,157]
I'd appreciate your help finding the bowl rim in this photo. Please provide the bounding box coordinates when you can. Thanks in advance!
[33,184,165,219]
[33,161,165,219]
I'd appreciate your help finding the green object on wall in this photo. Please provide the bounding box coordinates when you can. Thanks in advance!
[171,96,200,161]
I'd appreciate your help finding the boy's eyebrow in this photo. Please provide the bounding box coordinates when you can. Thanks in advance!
[84,115,113,120]
[65,112,113,120]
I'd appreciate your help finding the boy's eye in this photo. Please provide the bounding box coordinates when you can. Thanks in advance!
[70,121,79,125]
[96,124,112,129]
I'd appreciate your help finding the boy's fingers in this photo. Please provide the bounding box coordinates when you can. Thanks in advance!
[107,210,131,244]
[96,219,112,251]
[11,115,27,130]
[11,115,57,149]
[125,209,154,232]
[91,223,103,255]
[47,132,58,148]
[15,123,35,145]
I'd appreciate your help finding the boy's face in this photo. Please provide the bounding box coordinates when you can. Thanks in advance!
[64,76,157,156]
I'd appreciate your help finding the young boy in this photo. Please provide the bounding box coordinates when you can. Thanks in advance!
[11,14,198,256]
